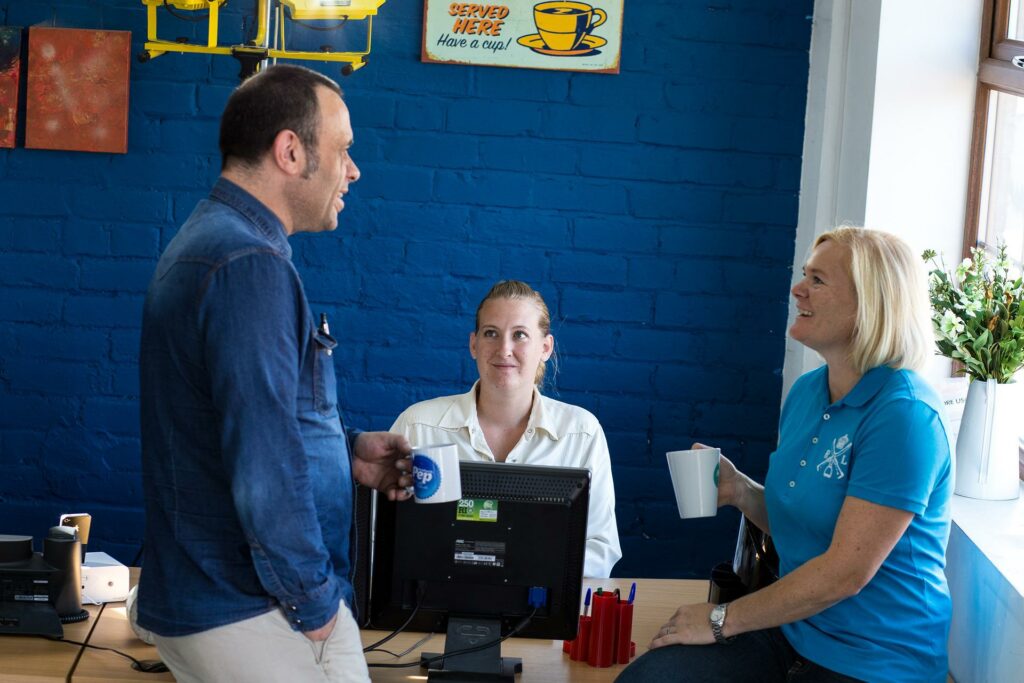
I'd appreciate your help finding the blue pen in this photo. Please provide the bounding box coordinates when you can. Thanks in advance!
[584,587,592,616]
[628,582,636,604]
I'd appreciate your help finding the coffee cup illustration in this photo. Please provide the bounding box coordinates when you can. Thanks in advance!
[533,1,607,52]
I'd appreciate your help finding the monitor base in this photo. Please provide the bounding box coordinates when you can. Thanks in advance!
[421,616,523,682]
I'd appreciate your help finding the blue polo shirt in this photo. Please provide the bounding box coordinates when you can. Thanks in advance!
[765,366,952,683]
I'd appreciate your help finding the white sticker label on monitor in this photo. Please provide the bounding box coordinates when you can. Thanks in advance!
[453,539,506,567]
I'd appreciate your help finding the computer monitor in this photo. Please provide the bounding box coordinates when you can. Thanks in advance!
[367,461,590,681]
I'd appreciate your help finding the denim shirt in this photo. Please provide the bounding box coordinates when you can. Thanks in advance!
[138,178,354,637]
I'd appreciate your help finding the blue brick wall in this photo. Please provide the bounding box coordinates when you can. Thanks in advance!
[0,0,811,578]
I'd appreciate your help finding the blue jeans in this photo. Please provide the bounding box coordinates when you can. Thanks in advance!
[615,628,863,683]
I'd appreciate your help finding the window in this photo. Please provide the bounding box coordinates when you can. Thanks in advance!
[965,1,1024,480]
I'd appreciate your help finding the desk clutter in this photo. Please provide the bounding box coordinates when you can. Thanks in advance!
[561,585,636,668]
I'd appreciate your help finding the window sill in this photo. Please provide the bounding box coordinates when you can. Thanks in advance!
[950,482,1024,597]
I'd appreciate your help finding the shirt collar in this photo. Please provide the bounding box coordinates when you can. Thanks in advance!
[209,177,291,258]
[437,381,563,440]
[834,365,895,408]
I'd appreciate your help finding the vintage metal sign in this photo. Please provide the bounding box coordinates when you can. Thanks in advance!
[422,1,623,74]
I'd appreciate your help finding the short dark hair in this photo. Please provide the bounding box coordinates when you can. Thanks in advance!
[219,64,343,172]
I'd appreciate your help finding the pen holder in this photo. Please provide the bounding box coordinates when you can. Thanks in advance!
[614,599,634,664]
[587,592,618,667]
[569,615,592,661]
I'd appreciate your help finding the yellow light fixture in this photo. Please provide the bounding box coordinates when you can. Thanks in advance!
[139,0,385,78]
[280,0,385,21]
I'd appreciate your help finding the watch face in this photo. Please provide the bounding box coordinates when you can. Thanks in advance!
[711,604,726,625]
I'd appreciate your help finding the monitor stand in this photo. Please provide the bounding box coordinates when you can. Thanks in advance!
[420,616,523,682]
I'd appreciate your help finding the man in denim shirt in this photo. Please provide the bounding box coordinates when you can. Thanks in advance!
[137,65,412,682]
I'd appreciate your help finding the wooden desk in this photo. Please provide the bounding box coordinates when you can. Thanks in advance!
[0,578,707,682]
[0,608,97,683]
[362,579,709,683]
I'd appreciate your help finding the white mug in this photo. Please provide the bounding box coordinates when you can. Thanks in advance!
[666,448,720,518]
[411,443,462,504]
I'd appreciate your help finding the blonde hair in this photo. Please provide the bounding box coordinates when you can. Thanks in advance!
[475,280,553,386]
[814,227,933,373]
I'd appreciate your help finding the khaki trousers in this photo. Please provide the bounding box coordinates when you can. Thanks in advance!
[152,601,370,683]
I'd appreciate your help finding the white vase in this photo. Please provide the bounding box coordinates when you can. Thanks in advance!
[954,379,1022,500]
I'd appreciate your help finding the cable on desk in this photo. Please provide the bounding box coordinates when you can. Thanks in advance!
[369,631,435,658]
[63,601,104,683]
[367,607,537,670]
[363,582,427,654]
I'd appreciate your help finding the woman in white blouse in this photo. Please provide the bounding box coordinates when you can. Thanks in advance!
[391,280,622,578]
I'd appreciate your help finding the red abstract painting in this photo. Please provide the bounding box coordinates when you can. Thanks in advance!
[0,27,21,149]
[25,27,130,154]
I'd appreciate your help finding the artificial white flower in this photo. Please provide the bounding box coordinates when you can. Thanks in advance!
[939,310,965,340]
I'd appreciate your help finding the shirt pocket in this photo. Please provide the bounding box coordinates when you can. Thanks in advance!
[312,329,338,415]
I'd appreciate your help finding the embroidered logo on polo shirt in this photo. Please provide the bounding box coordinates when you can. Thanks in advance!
[816,434,851,479]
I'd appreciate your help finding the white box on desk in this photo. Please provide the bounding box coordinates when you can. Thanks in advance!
[81,551,129,603]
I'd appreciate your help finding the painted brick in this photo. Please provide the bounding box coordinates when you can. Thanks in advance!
[574,216,657,253]
[559,288,653,324]
[615,329,703,363]
[554,322,617,359]
[13,324,109,362]
[110,329,140,363]
[0,218,62,252]
[82,398,140,436]
[435,170,532,208]
[0,253,78,288]
[407,241,502,278]
[374,203,471,242]
[629,184,721,221]
[356,163,434,202]
[112,364,140,396]
[110,225,161,258]
[448,100,541,136]
[732,118,804,155]
[469,208,571,250]
[570,72,665,109]
[549,249,626,284]
[0,288,63,323]
[636,113,731,149]
[654,293,745,330]
[541,105,636,143]
[349,94,397,130]
[0,181,70,217]
[560,358,652,394]
[660,223,756,259]
[394,98,445,132]
[159,119,220,155]
[366,348,464,382]
[69,188,169,224]
[533,177,628,214]
[133,81,196,116]
[64,295,144,328]
[79,258,156,294]
[63,222,111,257]
[478,138,579,176]
[7,360,99,395]
[723,190,799,226]
[473,68,568,103]
[0,395,78,430]
[654,365,746,403]
[385,132,479,169]
[627,256,675,289]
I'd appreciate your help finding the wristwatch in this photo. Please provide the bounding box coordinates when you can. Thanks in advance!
[709,603,735,645]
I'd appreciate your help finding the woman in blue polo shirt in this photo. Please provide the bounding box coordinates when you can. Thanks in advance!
[618,227,952,683]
